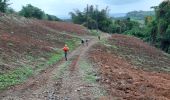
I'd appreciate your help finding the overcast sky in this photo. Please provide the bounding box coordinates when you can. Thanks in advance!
[9,0,163,19]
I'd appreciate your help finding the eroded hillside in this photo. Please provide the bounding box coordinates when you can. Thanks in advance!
[88,34,170,99]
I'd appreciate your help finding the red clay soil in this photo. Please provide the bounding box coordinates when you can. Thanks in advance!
[109,34,170,72]
[38,20,89,35]
[88,34,170,100]
[109,34,163,58]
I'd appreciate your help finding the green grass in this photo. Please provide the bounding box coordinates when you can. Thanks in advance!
[79,59,107,97]
[47,51,63,65]
[89,30,101,36]
[0,66,33,90]
[79,60,97,83]
[54,61,71,80]
[66,38,80,51]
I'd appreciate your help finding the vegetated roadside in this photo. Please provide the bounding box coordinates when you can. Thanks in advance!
[0,13,92,90]
[88,34,170,99]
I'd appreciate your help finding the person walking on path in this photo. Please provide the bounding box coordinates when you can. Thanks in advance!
[85,39,89,46]
[63,44,69,61]
[98,35,100,40]
[81,39,85,46]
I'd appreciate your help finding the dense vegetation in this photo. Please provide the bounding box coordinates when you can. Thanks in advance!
[149,0,170,53]
[113,1,170,53]
[126,11,155,20]
[0,1,60,21]
[19,4,60,21]
[0,0,10,13]
[70,5,113,32]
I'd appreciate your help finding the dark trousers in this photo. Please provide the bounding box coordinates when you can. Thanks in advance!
[64,52,67,61]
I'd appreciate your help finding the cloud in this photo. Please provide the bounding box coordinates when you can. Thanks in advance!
[103,0,143,5]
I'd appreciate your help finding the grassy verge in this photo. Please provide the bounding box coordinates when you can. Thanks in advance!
[66,38,80,51]
[79,60,97,83]
[79,59,107,97]
[0,66,33,90]
[54,61,71,80]
[89,30,101,36]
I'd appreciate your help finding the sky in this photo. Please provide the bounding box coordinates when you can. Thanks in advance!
[9,0,163,19]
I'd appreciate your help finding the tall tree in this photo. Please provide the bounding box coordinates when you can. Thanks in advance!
[70,5,112,32]
[19,4,45,19]
[150,0,170,52]
[0,0,10,13]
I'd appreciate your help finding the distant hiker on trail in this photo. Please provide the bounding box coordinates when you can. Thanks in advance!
[63,44,69,61]
[85,39,89,46]
[81,39,85,46]
[98,35,100,40]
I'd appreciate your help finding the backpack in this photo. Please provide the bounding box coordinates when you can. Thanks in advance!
[63,47,69,52]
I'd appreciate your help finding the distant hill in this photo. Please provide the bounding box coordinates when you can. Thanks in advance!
[110,13,126,18]
[126,11,155,20]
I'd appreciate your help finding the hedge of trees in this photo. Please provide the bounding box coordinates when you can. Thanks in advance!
[0,0,60,21]
[70,5,113,33]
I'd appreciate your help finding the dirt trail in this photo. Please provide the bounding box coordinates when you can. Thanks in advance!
[0,34,110,100]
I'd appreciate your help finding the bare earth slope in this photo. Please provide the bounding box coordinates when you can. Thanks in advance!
[88,34,170,100]
[0,14,89,91]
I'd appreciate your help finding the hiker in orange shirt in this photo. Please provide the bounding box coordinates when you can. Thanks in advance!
[63,44,69,61]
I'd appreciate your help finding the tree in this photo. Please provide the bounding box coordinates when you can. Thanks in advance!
[70,5,112,32]
[148,0,170,53]
[45,14,60,21]
[19,4,45,19]
[6,7,16,14]
[0,0,10,13]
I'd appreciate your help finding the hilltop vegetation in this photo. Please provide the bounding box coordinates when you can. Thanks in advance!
[70,5,113,33]
[126,11,155,20]
[0,0,61,21]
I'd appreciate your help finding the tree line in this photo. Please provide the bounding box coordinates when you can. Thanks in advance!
[69,5,146,34]
[0,0,61,21]
[70,1,170,53]
[69,5,113,33]
[111,0,170,53]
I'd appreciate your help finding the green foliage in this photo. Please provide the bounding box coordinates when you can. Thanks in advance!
[19,4,61,21]
[19,4,45,19]
[45,14,60,21]
[90,30,101,36]
[6,7,16,14]
[124,27,148,40]
[126,11,155,20]
[145,16,153,25]
[47,51,63,65]
[0,0,10,13]
[65,38,80,51]
[113,18,140,34]
[70,5,113,33]
[0,66,33,90]
[148,0,170,53]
